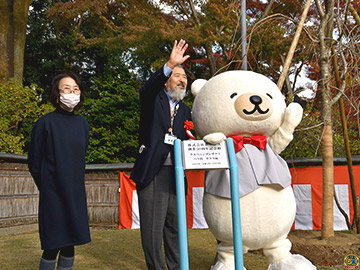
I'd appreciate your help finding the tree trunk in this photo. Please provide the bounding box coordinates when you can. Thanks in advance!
[0,0,32,82]
[188,0,216,77]
[321,124,335,238]
[259,0,276,21]
[204,42,217,77]
[315,0,335,239]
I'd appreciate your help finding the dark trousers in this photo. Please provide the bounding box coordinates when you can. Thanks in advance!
[137,165,180,270]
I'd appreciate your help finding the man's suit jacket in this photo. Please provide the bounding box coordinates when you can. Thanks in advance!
[130,66,192,188]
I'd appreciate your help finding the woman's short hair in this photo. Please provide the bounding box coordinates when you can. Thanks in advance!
[48,72,85,111]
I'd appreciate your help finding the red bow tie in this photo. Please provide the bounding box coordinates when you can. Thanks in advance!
[228,135,267,153]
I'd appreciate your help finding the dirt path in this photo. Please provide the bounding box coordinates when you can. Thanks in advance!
[288,230,360,266]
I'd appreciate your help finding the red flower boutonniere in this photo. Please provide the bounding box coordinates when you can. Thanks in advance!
[184,120,194,130]
[184,120,196,140]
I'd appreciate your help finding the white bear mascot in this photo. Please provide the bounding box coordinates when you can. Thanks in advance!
[191,70,316,270]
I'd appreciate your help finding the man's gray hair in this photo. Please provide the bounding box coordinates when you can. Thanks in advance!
[166,65,186,84]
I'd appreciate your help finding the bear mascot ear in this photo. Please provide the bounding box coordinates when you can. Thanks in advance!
[191,79,207,96]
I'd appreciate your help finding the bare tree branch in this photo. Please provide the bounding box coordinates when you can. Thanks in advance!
[277,0,312,91]
[349,2,360,27]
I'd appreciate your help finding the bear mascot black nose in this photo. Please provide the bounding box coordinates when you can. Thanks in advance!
[250,95,262,105]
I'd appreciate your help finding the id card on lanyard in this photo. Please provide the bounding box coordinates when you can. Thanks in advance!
[164,103,179,145]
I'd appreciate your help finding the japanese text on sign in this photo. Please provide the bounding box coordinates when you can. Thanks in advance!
[181,140,230,170]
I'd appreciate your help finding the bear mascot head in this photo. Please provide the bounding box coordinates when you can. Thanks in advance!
[191,70,316,270]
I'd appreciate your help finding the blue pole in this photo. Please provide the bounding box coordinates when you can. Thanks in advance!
[226,138,244,270]
[174,139,189,270]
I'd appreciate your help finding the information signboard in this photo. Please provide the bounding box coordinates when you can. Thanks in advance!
[181,140,230,170]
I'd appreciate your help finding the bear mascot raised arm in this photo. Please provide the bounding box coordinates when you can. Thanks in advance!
[191,70,316,270]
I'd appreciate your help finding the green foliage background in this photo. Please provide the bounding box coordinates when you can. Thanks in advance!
[1,0,358,164]
[0,79,52,154]
[80,67,141,163]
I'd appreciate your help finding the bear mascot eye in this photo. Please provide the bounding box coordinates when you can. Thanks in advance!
[230,93,238,99]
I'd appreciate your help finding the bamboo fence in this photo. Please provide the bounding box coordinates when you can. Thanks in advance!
[0,161,129,231]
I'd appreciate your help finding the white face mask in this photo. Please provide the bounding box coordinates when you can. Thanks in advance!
[59,93,80,109]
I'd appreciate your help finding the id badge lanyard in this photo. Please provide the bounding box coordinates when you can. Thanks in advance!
[169,103,179,135]
[164,103,179,145]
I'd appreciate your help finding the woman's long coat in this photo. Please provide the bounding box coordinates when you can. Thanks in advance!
[28,108,91,250]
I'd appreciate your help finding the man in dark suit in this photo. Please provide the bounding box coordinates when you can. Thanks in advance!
[130,39,192,270]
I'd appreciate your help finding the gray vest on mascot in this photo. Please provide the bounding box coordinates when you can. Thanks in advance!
[205,144,291,198]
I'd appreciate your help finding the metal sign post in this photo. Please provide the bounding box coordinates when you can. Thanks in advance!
[174,138,244,270]
[174,139,189,270]
[226,138,244,269]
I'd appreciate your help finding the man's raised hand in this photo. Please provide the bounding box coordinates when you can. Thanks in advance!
[166,39,190,69]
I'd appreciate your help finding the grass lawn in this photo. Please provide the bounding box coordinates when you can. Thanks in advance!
[0,228,342,269]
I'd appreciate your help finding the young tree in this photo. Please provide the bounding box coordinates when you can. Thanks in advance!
[314,0,336,239]
[311,0,360,238]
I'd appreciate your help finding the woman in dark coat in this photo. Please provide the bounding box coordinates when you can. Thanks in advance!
[28,72,91,270]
